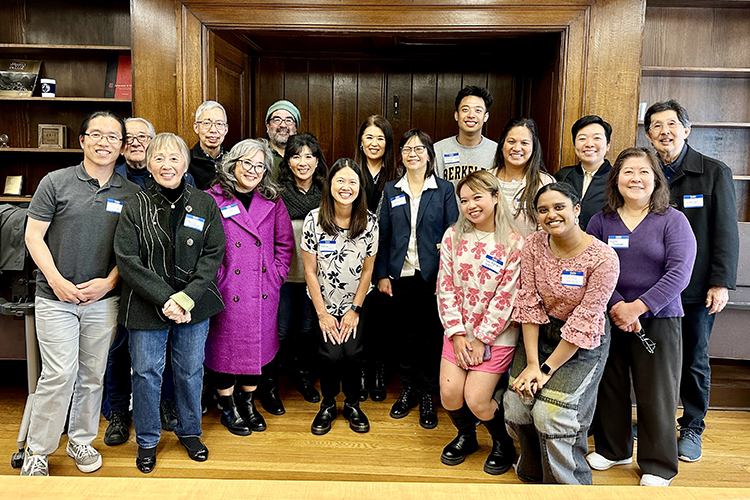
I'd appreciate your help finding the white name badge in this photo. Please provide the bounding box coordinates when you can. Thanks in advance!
[184,214,205,232]
[444,152,460,166]
[683,194,704,208]
[481,255,504,274]
[319,240,337,253]
[106,198,123,214]
[221,203,240,218]
[561,270,584,287]
[391,194,407,208]
[608,235,630,248]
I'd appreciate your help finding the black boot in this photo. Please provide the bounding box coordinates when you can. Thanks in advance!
[369,362,386,402]
[358,365,368,401]
[343,401,370,433]
[390,385,419,419]
[441,404,479,466]
[419,393,438,429]
[258,362,285,415]
[236,391,267,432]
[295,370,321,403]
[218,395,252,436]
[160,399,178,431]
[311,400,337,435]
[482,406,516,475]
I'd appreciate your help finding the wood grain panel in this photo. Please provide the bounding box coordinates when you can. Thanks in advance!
[736,180,750,222]
[0,0,25,44]
[283,59,310,134]
[640,76,750,123]
[411,68,438,139]
[486,73,516,143]
[183,0,597,6]
[179,6,205,141]
[356,61,385,130]
[528,68,555,171]
[211,33,248,147]
[24,0,130,46]
[332,60,358,161]
[254,57,285,139]
[307,59,333,165]
[434,69,463,143]
[385,61,413,146]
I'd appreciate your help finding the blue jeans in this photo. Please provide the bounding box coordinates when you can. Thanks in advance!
[677,303,715,435]
[129,319,209,449]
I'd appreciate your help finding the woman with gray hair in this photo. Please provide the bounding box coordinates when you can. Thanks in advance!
[206,138,294,435]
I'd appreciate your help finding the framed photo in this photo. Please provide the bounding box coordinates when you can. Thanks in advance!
[38,124,66,149]
[0,59,42,97]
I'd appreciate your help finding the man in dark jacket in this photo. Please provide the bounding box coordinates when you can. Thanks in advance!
[644,99,739,463]
[189,101,228,190]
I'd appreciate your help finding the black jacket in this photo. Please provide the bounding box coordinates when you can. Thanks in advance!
[189,142,225,191]
[667,145,739,302]
[555,159,612,231]
[115,183,226,329]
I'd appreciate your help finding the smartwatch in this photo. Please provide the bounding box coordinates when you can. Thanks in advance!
[350,304,362,314]
[540,362,552,375]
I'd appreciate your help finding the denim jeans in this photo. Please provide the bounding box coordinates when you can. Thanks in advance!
[677,303,715,435]
[27,296,118,455]
[504,317,610,485]
[129,319,209,449]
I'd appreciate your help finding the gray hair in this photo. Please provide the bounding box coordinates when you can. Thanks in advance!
[125,117,156,138]
[217,138,281,201]
[194,100,227,122]
[145,132,191,169]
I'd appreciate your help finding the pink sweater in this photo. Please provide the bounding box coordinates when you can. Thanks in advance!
[511,230,619,349]
[437,227,523,347]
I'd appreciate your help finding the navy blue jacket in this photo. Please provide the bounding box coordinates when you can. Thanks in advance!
[375,175,458,284]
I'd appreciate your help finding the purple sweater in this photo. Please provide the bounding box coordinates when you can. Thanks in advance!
[587,207,696,318]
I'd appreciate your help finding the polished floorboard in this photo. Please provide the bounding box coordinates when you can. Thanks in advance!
[1,374,750,489]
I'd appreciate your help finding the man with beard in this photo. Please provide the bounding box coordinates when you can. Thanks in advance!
[265,100,300,179]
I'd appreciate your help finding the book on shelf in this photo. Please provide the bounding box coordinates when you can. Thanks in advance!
[0,59,42,97]
[4,176,24,196]
[104,55,132,99]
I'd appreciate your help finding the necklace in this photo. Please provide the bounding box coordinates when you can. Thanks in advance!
[474,229,493,244]
[549,234,587,260]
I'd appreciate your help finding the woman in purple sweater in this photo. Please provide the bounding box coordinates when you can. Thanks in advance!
[586,147,696,487]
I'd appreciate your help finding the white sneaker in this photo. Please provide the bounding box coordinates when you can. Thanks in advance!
[585,451,633,470]
[66,442,102,473]
[20,449,49,476]
[640,473,673,486]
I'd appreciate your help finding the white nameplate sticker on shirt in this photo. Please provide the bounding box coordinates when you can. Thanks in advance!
[683,194,704,208]
[444,152,460,166]
[319,240,337,254]
[390,194,407,208]
[561,270,584,287]
[608,235,630,248]
[184,214,205,232]
[106,199,123,214]
[221,203,240,218]
[481,255,504,273]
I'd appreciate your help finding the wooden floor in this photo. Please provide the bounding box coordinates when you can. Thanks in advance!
[1,375,750,489]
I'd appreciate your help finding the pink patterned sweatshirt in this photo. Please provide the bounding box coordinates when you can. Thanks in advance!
[510,230,620,349]
[437,227,523,347]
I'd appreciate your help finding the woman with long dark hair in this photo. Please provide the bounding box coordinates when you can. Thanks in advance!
[301,158,378,434]
[375,129,459,429]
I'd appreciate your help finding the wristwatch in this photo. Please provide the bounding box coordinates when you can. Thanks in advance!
[350,304,362,314]
[540,362,552,375]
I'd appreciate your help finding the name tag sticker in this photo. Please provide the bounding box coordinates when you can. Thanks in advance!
[608,235,630,248]
[481,255,504,274]
[106,199,123,214]
[184,214,205,232]
[561,270,584,287]
[683,194,704,208]
[390,194,407,208]
[444,152,460,166]
[221,203,240,218]
[319,240,336,254]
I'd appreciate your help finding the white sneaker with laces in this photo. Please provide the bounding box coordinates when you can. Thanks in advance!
[585,451,633,470]
[640,473,673,486]
[20,449,49,476]
[66,442,102,473]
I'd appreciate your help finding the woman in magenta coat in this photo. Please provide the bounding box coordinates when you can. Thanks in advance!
[207,138,294,436]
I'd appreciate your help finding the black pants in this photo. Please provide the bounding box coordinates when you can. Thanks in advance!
[390,272,443,396]
[361,288,393,365]
[212,370,262,391]
[593,317,682,479]
[317,313,365,403]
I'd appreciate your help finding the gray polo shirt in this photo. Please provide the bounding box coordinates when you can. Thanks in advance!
[28,163,140,301]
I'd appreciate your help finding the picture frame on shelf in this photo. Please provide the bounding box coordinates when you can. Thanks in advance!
[0,59,42,97]
[3,176,24,196]
[38,124,67,149]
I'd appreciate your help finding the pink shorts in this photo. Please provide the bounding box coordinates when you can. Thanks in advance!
[441,335,515,374]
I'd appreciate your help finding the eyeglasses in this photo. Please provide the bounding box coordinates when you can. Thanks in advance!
[195,120,228,131]
[125,133,152,145]
[83,132,122,144]
[634,328,657,354]
[401,145,427,155]
[236,159,265,173]
[268,116,296,126]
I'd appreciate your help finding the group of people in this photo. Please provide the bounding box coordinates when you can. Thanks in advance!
[18,86,738,489]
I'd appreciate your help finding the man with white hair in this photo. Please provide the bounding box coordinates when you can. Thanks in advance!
[189,101,229,190]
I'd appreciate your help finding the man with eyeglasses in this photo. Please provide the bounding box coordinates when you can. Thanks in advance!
[21,111,140,477]
[265,100,301,179]
[102,117,196,447]
[189,100,229,190]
